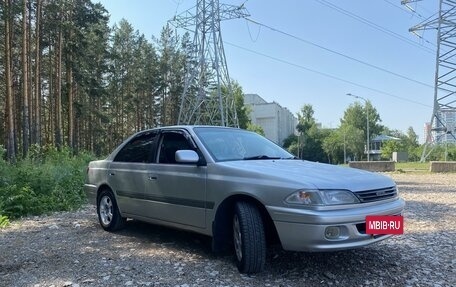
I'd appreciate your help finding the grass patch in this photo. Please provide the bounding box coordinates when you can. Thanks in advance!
[0,145,94,227]
[395,162,429,172]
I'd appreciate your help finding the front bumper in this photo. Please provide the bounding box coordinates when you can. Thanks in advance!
[267,198,405,252]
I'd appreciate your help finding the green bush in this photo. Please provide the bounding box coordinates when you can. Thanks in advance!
[0,198,8,228]
[0,215,9,228]
[0,146,94,224]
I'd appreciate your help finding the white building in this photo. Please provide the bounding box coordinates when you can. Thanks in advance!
[244,94,297,146]
[434,109,456,144]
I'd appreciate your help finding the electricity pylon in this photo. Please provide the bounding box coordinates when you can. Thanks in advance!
[171,0,249,127]
[403,0,456,161]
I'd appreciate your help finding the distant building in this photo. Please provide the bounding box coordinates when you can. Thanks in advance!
[244,94,297,146]
[369,134,401,161]
[434,109,456,144]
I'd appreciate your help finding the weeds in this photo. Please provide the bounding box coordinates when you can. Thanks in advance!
[0,145,94,228]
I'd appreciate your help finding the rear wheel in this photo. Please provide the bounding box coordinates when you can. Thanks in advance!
[97,189,126,231]
[233,201,266,273]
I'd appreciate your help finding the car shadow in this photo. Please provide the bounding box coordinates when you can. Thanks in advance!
[100,218,409,285]
[112,219,215,256]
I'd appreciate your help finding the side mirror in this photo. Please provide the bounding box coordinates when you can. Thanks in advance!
[175,150,200,164]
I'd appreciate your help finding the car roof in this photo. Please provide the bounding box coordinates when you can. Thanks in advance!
[143,125,242,132]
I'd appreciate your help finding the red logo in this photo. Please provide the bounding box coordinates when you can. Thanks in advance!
[366,215,403,235]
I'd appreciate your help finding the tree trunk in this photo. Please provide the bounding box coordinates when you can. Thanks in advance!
[4,0,16,162]
[88,95,94,153]
[67,58,74,149]
[73,85,79,155]
[34,0,42,145]
[22,0,30,157]
[48,31,53,146]
[66,4,74,150]
[27,0,33,145]
[55,20,63,149]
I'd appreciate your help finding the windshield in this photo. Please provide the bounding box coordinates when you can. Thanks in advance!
[194,127,294,162]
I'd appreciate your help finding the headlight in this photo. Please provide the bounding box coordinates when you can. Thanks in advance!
[284,190,324,205]
[285,189,359,206]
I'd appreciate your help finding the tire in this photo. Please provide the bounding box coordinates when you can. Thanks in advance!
[233,201,266,274]
[97,189,126,231]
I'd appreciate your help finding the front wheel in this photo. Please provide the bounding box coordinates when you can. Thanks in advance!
[233,201,266,273]
[97,189,126,231]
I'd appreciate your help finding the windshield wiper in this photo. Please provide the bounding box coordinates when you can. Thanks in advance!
[243,155,282,160]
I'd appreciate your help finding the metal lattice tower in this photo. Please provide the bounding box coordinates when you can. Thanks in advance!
[171,0,249,127]
[403,0,456,161]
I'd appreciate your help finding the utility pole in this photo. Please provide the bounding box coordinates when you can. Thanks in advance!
[403,0,456,162]
[171,0,249,127]
[347,93,370,161]
[343,131,347,164]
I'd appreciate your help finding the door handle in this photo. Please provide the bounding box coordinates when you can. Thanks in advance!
[148,176,157,181]
[109,172,115,176]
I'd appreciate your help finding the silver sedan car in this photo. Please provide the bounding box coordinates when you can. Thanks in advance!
[85,126,405,273]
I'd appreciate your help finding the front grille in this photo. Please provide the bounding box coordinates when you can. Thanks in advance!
[354,186,397,203]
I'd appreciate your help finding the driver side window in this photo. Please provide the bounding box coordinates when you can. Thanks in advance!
[158,132,193,164]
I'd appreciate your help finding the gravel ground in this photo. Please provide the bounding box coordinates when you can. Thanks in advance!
[0,173,455,287]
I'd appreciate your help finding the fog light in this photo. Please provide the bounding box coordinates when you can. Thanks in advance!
[325,226,341,239]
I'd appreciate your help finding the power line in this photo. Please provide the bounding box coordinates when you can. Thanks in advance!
[383,0,427,19]
[245,18,434,89]
[401,0,436,16]
[245,19,261,42]
[224,40,432,108]
[391,1,441,49]
[314,0,437,52]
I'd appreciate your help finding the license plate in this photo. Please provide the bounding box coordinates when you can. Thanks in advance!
[365,215,404,235]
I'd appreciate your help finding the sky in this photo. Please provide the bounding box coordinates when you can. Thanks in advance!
[97,0,439,143]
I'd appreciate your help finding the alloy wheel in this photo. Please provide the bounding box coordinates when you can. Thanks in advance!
[99,195,113,226]
[233,214,243,262]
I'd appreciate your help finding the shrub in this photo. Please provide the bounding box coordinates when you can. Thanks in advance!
[0,185,40,216]
[0,147,94,222]
[0,198,9,228]
[0,215,9,228]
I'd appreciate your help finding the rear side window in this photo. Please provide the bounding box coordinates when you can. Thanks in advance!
[114,131,158,163]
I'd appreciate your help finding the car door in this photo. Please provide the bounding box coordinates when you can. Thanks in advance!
[108,130,158,216]
[143,129,207,228]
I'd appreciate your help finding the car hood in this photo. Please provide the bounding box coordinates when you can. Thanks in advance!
[216,160,395,192]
